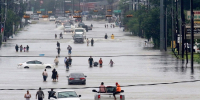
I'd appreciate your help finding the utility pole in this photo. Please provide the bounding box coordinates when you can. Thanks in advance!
[175,0,179,54]
[0,0,2,43]
[165,7,167,51]
[171,0,174,52]
[181,0,185,59]
[134,0,136,11]
[160,0,165,51]
[72,0,74,15]
[190,0,194,71]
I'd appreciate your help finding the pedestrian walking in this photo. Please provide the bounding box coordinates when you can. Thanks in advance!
[42,69,48,82]
[113,82,121,100]
[65,59,69,70]
[36,87,44,100]
[57,41,60,47]
[64,57,67,63]
[99,82,107,93]
[110,24,112,28]
[91,38,94,46]
[104,33,108,39]
[52,69,57,82]
[113,24,115,28]
[57,47,61,56]
[60,32,63,39]
[24,90,31,100]
[88,56,94,67]
[67,45,72,55]
[91,24,93,28]
[55,34,57,39]
[111,34,114,39]
[24,47,26,52]
[68,56,72,66]
[20,45,23,52]
[99,58,103,67]
[56,71,59,81]
[87,38,90,46]
[54,56,59,66]
[109,59,114,66]
[15,44,19,52]
[48,89,57,99]
[26,45,29,52]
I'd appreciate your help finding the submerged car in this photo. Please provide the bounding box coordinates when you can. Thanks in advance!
[67,73,87,85]
[49,16,56,21]
[18,60,53,69]
[92,85,125,100]
[64,26,73,32]
[48,90,81,100]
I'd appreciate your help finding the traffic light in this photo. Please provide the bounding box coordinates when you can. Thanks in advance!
[107,9,112,12]
[106,15,112,17]
[126,15,133,17]
[65,11,71,13]
[93,10,98,12]
[73,16,81,18]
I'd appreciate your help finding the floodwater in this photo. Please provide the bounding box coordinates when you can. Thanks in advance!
[0,18,200,100]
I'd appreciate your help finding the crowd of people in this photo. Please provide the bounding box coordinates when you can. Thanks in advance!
[15,44,29,52]
[105,24,115,28]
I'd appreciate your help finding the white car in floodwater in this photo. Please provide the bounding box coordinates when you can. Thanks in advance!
[18,60,53,69]
[49,90,81,100]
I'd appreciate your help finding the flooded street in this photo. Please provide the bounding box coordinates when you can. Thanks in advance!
[0,19,200,100]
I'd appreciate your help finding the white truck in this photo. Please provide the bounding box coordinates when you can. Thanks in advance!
[72,28,86,43]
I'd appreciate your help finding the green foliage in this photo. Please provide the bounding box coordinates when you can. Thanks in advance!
[122,6,161,48]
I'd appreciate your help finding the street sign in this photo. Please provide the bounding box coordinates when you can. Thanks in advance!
[23,15,30,19]
[40,9,45,11]
[65,11,71,13]
[107,9,112,12]
[48,11,52,13]
[106,15,112,17]
[42,15,48,18]
[37,11,41,14]
[114,10,121,13]
[73,16,81,18]
[126,15,133,17]
[93,10,98,12]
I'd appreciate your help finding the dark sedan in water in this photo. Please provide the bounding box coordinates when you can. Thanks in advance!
[67,73,87,85]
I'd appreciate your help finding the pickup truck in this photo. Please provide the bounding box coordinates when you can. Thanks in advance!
[92,85,125,100]
[72,28,86,43]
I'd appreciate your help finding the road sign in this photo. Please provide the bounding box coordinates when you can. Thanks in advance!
[65,11,71,13]
[126,15,133,17]
[93,10,98,12]
[106,15,112,17]
[114,10,121,13]
[48,11,52,13]
[107,9,112,12]
[40,9,45,11]
[73,16,81,18]
[37,11,41,14]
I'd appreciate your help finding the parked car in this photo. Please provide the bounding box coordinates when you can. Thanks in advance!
[49,16,56,21]
[33,15,39,20]
[78,22,85,27]
[67,73,87,85]
[17,60,53,69]
[48,90,81,100]
[92,85,125,100]
[56,22,62,28]
[64,25,73,32]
